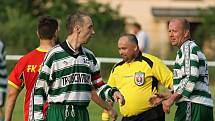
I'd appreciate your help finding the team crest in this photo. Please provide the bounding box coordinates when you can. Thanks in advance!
[134,72,145,86]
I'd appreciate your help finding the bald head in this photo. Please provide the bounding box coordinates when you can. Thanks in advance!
[118,34,139,62]
[119,34,138,45]
[168,18,191,47]
[169,18,190,31]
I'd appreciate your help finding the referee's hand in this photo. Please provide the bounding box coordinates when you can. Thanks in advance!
[113,91,125,106]
[149,93,163,106]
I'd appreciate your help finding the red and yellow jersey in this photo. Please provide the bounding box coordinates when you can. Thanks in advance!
[8,48,48,121]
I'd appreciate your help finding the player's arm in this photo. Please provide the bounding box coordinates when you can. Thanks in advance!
[91,88,117,121]
[90,56,125,105]
[5,84,21,121]
[149,91,172,106]
[5,57,25,121]
[33,53,53,121]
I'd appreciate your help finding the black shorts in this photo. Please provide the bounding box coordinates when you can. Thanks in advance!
[122,104,165,121]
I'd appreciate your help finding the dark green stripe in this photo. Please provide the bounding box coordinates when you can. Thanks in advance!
[51,51,70,62]
[174,63,181,69]
[199,60,206,66]
[182,89,191,98]
[34,88,47,99]
[0,74,7,78]
[45,54,54,68]
[198,76,206,83]
[84,52,97,65]
[174,75,198,85]
[0,85,7,88]
[177,50,182,58]
[192,46,200,54]
[0,65,6,69]
[192,90,211,98]
[174,78,183,85]
[38,72,49,81]
[49,84,91,95]
[99,85,111,100]
[189,76,198,82]
[33,105,43,112]
[190,60,199,67]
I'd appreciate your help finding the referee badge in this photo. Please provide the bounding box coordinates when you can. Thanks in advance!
[134,72,145,86]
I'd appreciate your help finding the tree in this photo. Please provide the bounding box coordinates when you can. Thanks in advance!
[0,0,126,56]
[194,7,215,60]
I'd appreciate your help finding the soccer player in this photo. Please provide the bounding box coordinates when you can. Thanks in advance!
[163,18,213,121]
[4,15,59,121]
[102,34,173,121]
[0,40,7,121]
[32,12,124,121]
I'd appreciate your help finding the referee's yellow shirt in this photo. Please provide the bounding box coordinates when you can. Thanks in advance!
[108,53,173,117]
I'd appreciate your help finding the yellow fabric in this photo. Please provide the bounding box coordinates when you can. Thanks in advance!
[108,53,173,117]
[8,80,20,90]
[102,112,110,121]
[36,48,48,52]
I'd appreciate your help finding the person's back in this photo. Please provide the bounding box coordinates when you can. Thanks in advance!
[0,40,7,121]
[5,16,58,121]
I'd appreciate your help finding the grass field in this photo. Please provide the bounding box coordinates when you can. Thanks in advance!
[9,84,214,121]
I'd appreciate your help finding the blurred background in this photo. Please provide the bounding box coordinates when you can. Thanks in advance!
[0,0,214,120]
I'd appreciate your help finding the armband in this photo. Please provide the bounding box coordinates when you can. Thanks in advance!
[102,112,110,121]
[110,87,119,96]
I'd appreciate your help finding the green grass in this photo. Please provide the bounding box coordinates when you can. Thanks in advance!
[9,84,214,121]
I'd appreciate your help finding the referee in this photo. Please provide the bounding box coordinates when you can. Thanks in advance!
[102,34,173,121]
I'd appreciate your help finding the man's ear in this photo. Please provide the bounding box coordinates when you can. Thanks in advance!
[184,30,190,38]
[134,45,139,51]
[74,25,81,33]
[36,31,40,38]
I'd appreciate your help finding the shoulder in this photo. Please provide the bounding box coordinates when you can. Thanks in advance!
[83,47,95,56]
[111,60,125,73]
[82,47,97,60]
[46,44,63,59]
[142,53,162,63]
[181,40,201,54]
[20,49,38,60]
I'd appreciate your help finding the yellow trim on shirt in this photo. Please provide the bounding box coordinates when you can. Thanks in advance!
[8,80,20,90]
[36,48,48,52]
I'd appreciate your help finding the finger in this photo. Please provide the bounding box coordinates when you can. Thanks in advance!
[120,97,125,106]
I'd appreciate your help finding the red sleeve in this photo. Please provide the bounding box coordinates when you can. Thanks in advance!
[8,57,26,89]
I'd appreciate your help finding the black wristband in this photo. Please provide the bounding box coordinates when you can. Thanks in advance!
[111,87,119,96]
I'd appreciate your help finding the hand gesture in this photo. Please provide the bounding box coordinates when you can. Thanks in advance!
[149,93,164,106]
[162,98,174,113]
[113,91,125,106]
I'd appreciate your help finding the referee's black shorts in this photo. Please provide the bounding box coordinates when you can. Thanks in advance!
[122,104,165,121]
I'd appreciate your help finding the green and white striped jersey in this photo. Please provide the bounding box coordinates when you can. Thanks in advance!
[173,40,213,107]
[33,40,113,120]
[0,40,7,93]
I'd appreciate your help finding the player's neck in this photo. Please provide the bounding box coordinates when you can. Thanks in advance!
[66,34,81,52]
[39,39,55,51]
